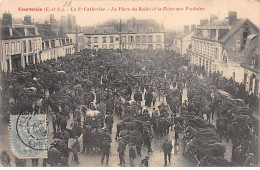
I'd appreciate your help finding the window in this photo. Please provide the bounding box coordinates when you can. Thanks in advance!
[109,44,114,49]
[62,39,65,46]
[142,36,146,43]
[249,76,253,92]
[94,37,98,43]
[34,40,37,51]
[23,41,26,53]
[244,74,248,85]
[46,41,50,49]
[122,36,126,43]
[28,40,32,52]
[129,36,133,43]
[11,42,15,54]
[42,42,45,49]
[35,54,38,63]
[136,36,140,43]
[156,44,162,49]
[110,36,114,43]
[251,56,256,66]
[87,37,91,43]
[51,40,55,48]
[103,37,107,43]
[115,37,119,41]
[38,39,41,50]
[148,35,153,43]
[156,35,162,43]
[102,44,107,49]
[28,55,33,64]
[24,55,27,66]
[255,79,259,95]
[5,43,9,55]
[223,54,227,63]
[6,59,10,71]
[16,42,20,53]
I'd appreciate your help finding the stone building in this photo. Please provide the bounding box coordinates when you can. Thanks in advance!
[0,13,42,71]
[188,11,259,85]
[83,18,165,50]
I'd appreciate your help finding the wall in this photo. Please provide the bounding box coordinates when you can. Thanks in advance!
[1,37,42,71]
[84,32,165,50]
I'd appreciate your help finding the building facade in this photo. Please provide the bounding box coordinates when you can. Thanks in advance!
[172,31,194,56]
[83,19,165,50]
[66,32,84,53]
[240,35,259,95]
[37,24,75,61]
[187,11,260,95]
[0,13,42,72]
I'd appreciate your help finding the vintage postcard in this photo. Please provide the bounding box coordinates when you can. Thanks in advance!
[0,0,259,167]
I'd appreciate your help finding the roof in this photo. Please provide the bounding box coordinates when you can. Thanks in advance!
[198,19,229,28]
[174,31,194,38]
[83,19,164,35]
[1,26,40,40]
[219,19,247,43]
[84,26,118,34]
[240,35,259,71]
[36,24,69,40]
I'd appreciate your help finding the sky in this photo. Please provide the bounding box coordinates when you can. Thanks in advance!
[0,0,260,31]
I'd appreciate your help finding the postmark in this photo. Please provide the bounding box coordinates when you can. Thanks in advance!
[9,114,47,159]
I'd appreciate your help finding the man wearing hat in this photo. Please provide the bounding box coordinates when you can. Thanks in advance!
[129,143,136,167]
[47,144,61,167]
[134,89,142,105]
[117,138,126,166]
[162,139,172,166]
[101,138,111,165]
[72,136,80,164]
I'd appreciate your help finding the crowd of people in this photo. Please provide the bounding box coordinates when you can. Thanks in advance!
[0,48,258,167]
[193,65,259,110]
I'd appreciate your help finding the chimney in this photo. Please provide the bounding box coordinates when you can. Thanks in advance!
[228,11,237,24]
[200,19,209,26]
[210,14,218,23]
[2,13,12,26]
[191,24,196,31]
[24,15,32,25]
[184,25,190,33]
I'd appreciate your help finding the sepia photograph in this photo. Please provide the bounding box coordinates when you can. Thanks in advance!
[0,0,259,167]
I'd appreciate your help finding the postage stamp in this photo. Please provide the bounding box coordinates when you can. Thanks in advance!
[9,114,47,159]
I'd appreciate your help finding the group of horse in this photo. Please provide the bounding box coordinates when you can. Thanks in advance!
[116,103,151,146]
[184,116,230,166]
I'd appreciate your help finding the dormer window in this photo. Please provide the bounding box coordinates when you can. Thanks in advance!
[150,29,153,32]
[104,30,106,34]
[129,30,132,33]
[223,54,227,63]
[251,57,255,66]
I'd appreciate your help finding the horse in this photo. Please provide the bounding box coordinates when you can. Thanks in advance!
[116,120,150,140]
